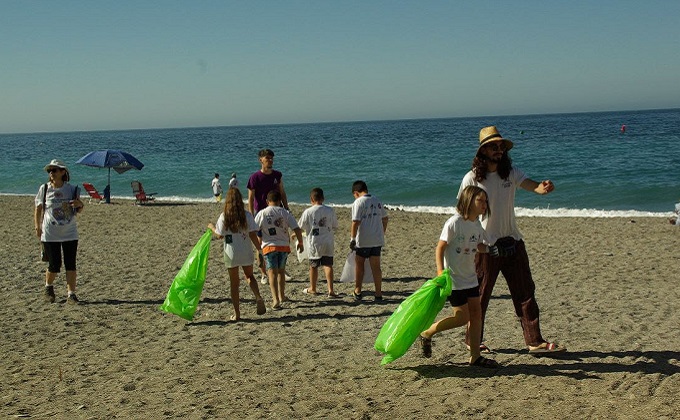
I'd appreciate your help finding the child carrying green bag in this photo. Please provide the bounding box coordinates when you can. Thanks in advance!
[418,186,501,368]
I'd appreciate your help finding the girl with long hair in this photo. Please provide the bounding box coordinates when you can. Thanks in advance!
[208,187,266,321]
[419,186,500,368]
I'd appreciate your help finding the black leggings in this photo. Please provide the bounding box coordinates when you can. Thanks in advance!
[43,240,78,273]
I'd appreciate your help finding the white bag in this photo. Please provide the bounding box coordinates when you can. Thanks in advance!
[295,232,309,263]
[339,251,374,283]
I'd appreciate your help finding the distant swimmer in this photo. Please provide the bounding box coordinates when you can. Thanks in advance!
[620,124,626,134]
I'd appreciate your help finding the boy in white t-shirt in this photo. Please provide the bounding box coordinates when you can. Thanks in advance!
[349,180,388,302]
[298,187,339,297]
[211,173,223,202]
[254,189,304,309]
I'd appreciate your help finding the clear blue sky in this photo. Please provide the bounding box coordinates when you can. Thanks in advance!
[2,0,679,133]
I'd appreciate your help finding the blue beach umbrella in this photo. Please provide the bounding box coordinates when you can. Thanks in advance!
[76,149,144,203]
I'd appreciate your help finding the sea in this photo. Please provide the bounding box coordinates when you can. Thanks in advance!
[2,108,679,217]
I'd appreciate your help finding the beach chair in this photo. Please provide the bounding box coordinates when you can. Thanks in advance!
[82,182,105,204]
[131,180,157,205]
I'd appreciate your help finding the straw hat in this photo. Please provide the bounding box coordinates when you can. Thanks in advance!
[44,159,69,172]
[478,126,513,152]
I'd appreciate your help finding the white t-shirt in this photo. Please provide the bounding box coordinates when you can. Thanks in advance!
[229,177,238,189]
[439,211,488,290]
[298,204,338,259]
[458,167,527,244]
[35,183,80,242]
[254,206,299,250]
[214,211,258,268]
[211,178,222,195]
[351,194,388,248]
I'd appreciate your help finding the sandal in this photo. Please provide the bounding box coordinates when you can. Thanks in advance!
[528,342,567,354]
[420,335,432,358]
[302,288,318,295]
[327,292,340,298]
[470,356,500,368]
[352,291,363,301]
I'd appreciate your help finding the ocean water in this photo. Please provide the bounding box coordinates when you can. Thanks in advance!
[2,109,679,217]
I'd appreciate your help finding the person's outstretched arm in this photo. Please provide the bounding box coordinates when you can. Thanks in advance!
[520,178,554,195]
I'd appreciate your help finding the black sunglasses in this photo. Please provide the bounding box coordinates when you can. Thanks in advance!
[486,143,507,152]
[47,168,62,173]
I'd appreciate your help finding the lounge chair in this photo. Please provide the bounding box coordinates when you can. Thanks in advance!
[82,182,105,204]
[131,180,157,205]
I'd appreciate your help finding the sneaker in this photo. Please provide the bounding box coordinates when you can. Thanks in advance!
[44,285,55,303]
[260,275,268,285]
[66,293,80,305]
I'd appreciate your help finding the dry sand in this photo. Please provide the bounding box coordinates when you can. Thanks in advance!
[2,194,679,419]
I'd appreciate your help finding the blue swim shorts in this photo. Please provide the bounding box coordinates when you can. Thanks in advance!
[264,251,288,271]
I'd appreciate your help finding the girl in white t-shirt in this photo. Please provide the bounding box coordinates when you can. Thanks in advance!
[208,188,266,321]
[419,186,501,369]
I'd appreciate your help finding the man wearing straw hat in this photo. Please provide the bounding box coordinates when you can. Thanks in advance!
[457,126,566,354]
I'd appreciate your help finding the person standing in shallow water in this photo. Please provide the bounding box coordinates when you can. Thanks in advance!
[229,173,239,190]
[458,126,566,355]
[35,159,84,305]
[212,173,223,202]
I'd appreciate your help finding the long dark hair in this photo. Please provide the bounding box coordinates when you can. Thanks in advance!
[472,151,512,182]
[222,188,248,233]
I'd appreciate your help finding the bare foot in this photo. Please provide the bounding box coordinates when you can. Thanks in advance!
[229,314,240,322]
[256,298,266,315]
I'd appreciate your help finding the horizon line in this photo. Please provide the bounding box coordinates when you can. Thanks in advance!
[2,106,678,136]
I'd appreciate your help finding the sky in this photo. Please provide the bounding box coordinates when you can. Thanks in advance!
[1,0,679,134]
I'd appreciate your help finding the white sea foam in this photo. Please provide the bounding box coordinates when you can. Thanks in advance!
[335,203,671,218]
[6,193,672,218]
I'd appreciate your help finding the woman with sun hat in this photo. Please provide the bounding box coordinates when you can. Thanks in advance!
[34,159,84,305]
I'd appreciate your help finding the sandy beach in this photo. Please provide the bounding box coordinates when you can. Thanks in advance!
[2,194,679,419]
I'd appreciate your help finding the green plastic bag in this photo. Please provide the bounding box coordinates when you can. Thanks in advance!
[159,229,212,321]
[374,269,452,365]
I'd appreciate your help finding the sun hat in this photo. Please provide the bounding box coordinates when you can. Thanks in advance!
[44,159,69,172]
[478,126,513,152]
